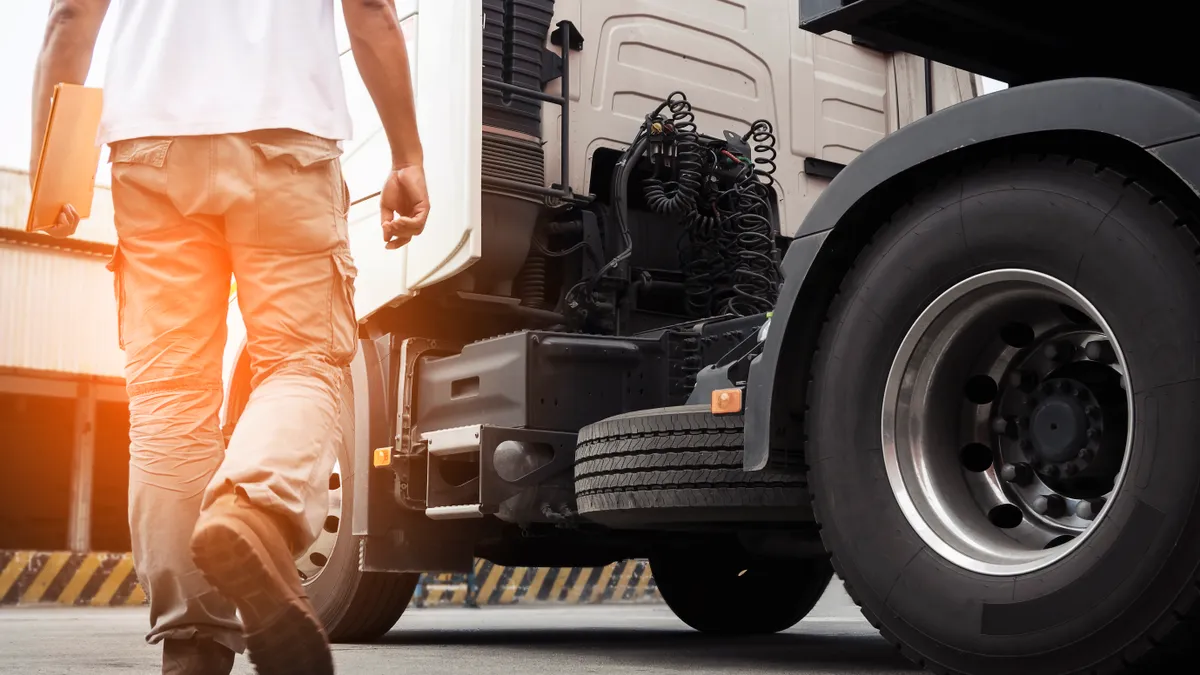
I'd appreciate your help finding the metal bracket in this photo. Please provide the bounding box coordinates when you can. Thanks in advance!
[549,20,585,52]
[393,337,458,510]
[803,156,846,180]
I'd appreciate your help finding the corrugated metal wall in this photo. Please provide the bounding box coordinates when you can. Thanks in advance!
[0,168,116,246]
[1,169,122,378]
[0,241,123,378]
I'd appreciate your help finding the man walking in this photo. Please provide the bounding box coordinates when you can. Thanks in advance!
[31,1,429,674]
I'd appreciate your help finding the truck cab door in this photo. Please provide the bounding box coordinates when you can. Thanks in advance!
[402,0,484,291]
[336,0,484,320]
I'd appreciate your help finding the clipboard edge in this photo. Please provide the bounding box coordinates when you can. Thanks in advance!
[25,83,65,233]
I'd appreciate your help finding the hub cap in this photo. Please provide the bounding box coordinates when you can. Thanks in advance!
[881,269,1133,576]
[296,460,342,583]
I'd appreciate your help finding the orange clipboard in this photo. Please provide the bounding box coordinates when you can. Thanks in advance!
[26,84,104,233]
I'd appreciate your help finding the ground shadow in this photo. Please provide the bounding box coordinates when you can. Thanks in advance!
[374,626,916,673]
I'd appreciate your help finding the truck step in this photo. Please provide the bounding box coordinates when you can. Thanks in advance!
[417,424,577,522]
[424,504,485,520]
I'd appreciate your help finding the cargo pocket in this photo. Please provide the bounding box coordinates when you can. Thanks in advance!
[331,246,359,365]
[248,134,345,251]
[249,139,342,170]
[109,139,174,237]
[110,138,173,168]
[106,246,126,350]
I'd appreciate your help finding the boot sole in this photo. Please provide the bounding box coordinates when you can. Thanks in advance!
[191,520,334,675]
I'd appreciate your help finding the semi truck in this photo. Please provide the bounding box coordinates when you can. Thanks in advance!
[219,0,1000,665]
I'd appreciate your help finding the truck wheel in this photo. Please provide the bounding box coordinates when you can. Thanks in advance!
[575,405,808,528]
[293,386,419,643]
[650,548,833,634]
[806,155,1200,674]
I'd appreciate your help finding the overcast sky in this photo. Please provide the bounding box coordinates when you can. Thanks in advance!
[0,1,1007,174]
[1,2,116,176]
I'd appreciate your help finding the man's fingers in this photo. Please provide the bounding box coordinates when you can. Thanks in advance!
[410,202,430,226]
[383,217,425,239]
[392,215,426,233]
[47,204,79,238]
[384,235,412,250]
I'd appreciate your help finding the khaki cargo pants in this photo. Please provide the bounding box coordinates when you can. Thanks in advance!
[108,130,357,652]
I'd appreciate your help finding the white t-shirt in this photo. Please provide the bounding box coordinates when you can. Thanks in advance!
[98,0,353,145]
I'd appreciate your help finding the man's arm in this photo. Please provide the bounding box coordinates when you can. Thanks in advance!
[343,0,430,249]
[31,0,110,182]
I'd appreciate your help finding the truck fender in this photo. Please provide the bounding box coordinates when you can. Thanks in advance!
[220,300,393,537]
[745,77,1200,471]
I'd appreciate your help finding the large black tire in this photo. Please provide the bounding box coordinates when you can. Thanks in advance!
[650,548,833,634]
[299,381,419,643]
[807,155,1200,674]
[575,405,809,528]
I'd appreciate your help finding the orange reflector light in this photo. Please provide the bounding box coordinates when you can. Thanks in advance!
[711,388,743,415]
[372,447,393,468]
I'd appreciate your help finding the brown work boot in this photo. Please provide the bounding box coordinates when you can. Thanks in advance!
[161,637,235,675]
[190,494,333,675]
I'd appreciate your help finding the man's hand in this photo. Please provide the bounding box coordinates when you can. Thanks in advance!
[344,0,428,250]
[380,165,430,250]
[45,204,82,238]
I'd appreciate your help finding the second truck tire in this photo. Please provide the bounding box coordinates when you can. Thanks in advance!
[574,405,808,528]
[297,380,420,643]
[650,548,833,635]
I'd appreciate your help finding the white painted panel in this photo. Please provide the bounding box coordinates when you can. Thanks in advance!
[553,0,975,237]
[336,7,421,319]
[403,0,483,290]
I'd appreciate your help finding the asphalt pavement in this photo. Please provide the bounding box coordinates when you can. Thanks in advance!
[0,582,916,674]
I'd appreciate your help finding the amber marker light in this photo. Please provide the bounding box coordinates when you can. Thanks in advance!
[372,447,393,468]
[711,388,743,415]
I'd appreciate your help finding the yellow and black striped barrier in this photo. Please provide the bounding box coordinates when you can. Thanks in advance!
[0,551,145,607]
[413,559,661,607]
[1,551,660,608]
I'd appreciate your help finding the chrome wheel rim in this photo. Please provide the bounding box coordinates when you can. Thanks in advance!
[297,460,342,583]
[882,269,1133,576]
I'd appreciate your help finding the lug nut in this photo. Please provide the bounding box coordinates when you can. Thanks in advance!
[1000,462,1034,486]
[1085,340,1117,364]
[1045,342,1075,363]
[992,417,1018,438]
[1009,371,1038,393]
[1076,498,1106,521]
[1086,406,1102,420]
[1086,428,1100,440]
[1041,464,1060,479]
[1033,494,1067,518]
[1078,447,1094,461]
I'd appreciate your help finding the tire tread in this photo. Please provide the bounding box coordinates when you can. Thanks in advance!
[324,572,419,643]
[575,406,808,523]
